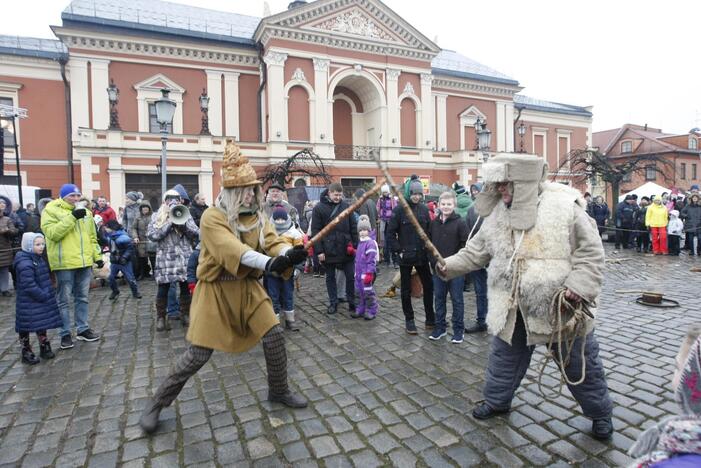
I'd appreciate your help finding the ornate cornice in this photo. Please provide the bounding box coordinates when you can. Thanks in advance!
[313,58,330,72]
[386,68,401,81]
[263,51,288,66]
[432,77,519,98]
[56,32,259,67]
[420,73,433,86]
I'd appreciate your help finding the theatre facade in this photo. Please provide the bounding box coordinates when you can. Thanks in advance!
[0,0,593,204]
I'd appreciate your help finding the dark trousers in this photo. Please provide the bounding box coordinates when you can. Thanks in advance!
[668,235,681,255]
[324,261,355,307]
[108,262,139,295]
[483,313,612,419]
[615,224,632,248]
[471,268,488,323]
[685,231,694,251]
[152,325,288,407]
[399,264,435,324]
[636,229,650,251]
[156,281,189,299]
[19,331,47,350]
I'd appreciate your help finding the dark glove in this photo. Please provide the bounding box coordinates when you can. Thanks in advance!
[363,273,374,285]
[72,208,87,219]
[119,258,128,265]
[95,260,104,268]
[285,245,308,264]
[266,255,292,275]
[346,243,356,256]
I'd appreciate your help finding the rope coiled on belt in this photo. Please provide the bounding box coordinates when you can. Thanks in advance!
[537,287,594,397]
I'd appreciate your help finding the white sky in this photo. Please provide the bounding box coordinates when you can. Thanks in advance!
[5,0,700,134]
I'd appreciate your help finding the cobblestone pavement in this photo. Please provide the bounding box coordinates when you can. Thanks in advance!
[0,246,699,467]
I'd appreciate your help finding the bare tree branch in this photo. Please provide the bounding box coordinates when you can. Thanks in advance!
[260,148,333,187]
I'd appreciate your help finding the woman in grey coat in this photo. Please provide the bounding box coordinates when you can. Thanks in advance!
[148,190,199,331]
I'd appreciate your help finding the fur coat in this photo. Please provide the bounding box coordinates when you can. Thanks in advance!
[443,182,604,345]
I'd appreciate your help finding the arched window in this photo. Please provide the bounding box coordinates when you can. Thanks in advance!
[400,97,417,147]
[287,85,310,142]
[689,137,698,150]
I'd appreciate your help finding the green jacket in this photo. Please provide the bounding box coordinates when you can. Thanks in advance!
[40,198,101,271]
[454,192,473,219]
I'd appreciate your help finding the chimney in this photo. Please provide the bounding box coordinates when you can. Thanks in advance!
[288,0,307,9]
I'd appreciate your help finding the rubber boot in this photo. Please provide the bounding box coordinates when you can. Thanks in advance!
[179,293,191,327]
[156,297,169,331]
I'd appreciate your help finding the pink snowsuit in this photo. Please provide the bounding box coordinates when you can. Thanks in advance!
[354,235,378,319]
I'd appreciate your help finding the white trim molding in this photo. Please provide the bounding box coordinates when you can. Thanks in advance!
[133,73,185,134]
[458,106,486,151]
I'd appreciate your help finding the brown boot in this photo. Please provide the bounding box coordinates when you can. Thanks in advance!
[155,297,170,331]
[179,293,191,327]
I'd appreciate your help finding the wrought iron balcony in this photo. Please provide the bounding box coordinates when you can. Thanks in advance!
[334,144,380,161]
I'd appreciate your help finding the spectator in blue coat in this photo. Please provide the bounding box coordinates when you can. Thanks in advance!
[588,196,610,236]
[14,233,62,365]
[104,219,141,300]
[186,243,200,297]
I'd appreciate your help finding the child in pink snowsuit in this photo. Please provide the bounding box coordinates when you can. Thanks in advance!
[353,215,378,320]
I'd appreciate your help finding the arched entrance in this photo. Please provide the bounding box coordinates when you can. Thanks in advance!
[329,70,386,160]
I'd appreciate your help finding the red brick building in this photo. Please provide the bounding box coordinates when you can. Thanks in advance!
[1,0,593,208]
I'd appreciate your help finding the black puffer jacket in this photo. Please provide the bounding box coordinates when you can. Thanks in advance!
[387,200,431,266]
[681,196,701,231]
[428,212,468,263]
[311,189,358,264]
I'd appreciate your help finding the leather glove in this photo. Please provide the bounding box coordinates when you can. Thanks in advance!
[363,273,374,285]
[95,259,104,269]
[266,255,292,275]
[72,208,87,219]
[188,282,196,295]
[285,245,308,264]
[346,243,356,256]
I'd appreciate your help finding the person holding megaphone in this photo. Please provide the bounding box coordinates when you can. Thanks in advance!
[147,189,200,331]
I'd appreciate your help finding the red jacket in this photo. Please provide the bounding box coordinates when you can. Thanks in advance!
[93,205,117,224]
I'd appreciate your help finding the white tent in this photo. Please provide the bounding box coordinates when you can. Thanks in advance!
[0,184,40,207]
[618,181,671,202]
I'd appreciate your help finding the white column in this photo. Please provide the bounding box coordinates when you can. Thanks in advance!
[505,101,515,152]
[435,93,447,151]
[90,58,110,130]
[264,51,288,144]
[199,158,214,203]
[420,73,434,159]
[79,153,94,199]
[386,69,400,147]
[223,72,239,139]
[496,101,507,152]
[107,155,124,206]
[205,70,223,136]
[69,57,89,137]
[313,58,330,146]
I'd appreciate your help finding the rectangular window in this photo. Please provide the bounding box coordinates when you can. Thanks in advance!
[148,103,172,133]
[0,97,16,147]
[694,164,698,180]
[534,134,545,158]
[690,138,698,150]
[621,141,632,153]
[681,163,687,179]
[645,165,656,181]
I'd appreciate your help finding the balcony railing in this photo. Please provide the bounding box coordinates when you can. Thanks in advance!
[334,144,380,161]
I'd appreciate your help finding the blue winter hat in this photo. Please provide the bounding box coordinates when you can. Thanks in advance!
[692,184,700,191]
[172,184,190,202]
[59,183,81,199]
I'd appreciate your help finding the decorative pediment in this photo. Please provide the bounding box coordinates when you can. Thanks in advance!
[255,0,440,60]
[459,105,486,125]
[132,73,185,94]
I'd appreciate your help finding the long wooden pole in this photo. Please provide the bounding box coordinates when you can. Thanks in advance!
[306,180,384,248]
[378,165,446,268]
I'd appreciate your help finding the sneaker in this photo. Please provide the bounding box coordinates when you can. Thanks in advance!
[109,291,119,300]
[133,292,142,299]
[327,304,337,315]
[60,334,74,349]
[429,329,447,341]
[405,320,418,335]
[465,322,488,334]
[451,330,464,344]
[76,329,100,342]
[313,272,320,278]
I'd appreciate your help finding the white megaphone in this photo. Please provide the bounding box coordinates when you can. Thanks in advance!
[169,204,191,225]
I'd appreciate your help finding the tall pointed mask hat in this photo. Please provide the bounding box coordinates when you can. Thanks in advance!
[221,141,261,188]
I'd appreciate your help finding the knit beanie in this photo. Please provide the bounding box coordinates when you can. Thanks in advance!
[381,184,390,194]
[408,175,423,195]
[691,184,700,191]
[272,206,288,221]
[126,191,142,202]
[60,183,81,199]
[453,182,466,195]
[172,185,189,202]
[357,214,371,233]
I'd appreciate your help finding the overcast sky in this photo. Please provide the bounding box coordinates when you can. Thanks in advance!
[5,0,700,134]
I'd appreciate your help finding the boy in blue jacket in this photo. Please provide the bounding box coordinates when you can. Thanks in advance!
[104,219,142,300]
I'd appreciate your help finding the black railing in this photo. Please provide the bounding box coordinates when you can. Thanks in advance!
[334,144,380,161]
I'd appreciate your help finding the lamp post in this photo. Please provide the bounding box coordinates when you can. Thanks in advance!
[473,116,483,150]
[107,79,120,130]
[0,103,28,207]
[475,117,492,162]
[199,88,210,135]
[154,89,176,199]
[517,121,527,153]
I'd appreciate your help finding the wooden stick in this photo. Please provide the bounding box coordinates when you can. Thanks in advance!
[306,180,384,248]
[377,165,446,267]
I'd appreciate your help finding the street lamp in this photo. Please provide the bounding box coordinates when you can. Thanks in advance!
[517,121,527,153]
[473,116,483,150]
[199,88,210,135]
[475,117,492,162]
[155,88,176,198]
[0,103,28,207]
[107,79,120,130]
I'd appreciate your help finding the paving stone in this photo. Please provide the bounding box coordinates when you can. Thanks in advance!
[282,441,311,462]
[183,440,214,465]
[388,448,418,468]
[247,437,276,460]
[486,446,524,466]
[336,431,365,452]
[349,449,383,468]
[422,425,459,447]
[445,445,481,467]
[20,449,56,468]
[309,435,340,458]
[367,431,400,454]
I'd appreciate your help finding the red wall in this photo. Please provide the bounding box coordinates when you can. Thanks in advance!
[239,74,259,142]
[445,96,496,151]
[400,98,417,147]
[288,85,310,142]
[333,99,352,145]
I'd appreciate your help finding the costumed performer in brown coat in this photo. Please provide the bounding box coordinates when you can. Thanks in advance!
[140,142,309,434]
[437,154,614,441]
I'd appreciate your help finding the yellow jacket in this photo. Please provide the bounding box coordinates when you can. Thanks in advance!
[645,203,668,228]
[40,198,101,270]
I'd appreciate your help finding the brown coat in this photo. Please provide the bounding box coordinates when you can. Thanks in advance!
[186,207,290,354]
[0,215,18,267]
